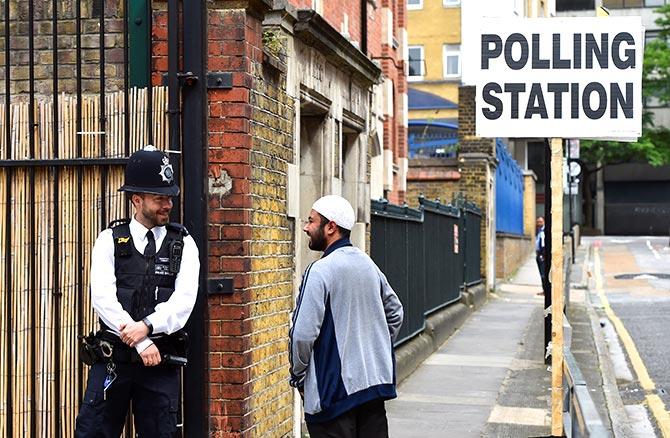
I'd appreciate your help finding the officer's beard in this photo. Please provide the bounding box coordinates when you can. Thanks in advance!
[307,224,328,251]
[141,205,171,227]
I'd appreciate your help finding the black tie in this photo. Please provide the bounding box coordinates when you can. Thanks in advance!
[144,230,156,258]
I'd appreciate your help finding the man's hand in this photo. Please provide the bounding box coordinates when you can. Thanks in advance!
[119,321,149,347]
[139,344,162,367]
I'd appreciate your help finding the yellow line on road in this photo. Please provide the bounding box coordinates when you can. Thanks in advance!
[594,247,670,437]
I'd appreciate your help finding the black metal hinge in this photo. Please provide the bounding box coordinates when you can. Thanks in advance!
[206,72,233,89]
[207,277,234,295]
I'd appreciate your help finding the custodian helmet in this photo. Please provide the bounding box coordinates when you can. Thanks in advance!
[118,145,180,196]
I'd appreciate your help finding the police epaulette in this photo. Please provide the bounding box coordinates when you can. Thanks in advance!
[166,222,189,236]
[108,218,131,229]
[111,220,132,257]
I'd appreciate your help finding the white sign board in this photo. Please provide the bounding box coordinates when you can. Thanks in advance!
[475,17,644,140]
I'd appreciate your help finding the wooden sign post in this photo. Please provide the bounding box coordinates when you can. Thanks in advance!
[550,137,564,436]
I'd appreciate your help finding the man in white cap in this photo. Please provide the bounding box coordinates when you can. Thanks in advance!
[289,195,404,438]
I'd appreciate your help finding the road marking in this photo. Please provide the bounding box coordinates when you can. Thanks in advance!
[647,239,661,260]
[594,248,670,437]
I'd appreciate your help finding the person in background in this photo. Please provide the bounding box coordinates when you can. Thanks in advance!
[536,216,546,293]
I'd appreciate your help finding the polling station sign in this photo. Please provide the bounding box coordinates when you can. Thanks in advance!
[475,17,644,140]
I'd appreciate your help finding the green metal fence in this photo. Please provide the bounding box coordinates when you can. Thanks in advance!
[371,196,482,346]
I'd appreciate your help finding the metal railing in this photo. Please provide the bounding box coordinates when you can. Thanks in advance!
[461,201,483,286]
[563,348,610,438]
[371,196,483,346]
[0,0,207,435]
[495,139,524,235]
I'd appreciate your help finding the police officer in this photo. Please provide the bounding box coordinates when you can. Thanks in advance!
[75,145,200,437]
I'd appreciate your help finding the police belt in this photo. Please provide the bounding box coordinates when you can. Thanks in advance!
[81,329,188,367]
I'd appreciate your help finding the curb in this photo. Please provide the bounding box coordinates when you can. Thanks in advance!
[395,284,488,384]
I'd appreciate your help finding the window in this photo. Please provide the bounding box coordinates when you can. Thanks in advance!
[408,0,423,10]
[556,0,595,11]
[443,44,461,78]
[645,30,659,45]
[602,0,668,8]
[443,0,461,6]
[408,46,424,81]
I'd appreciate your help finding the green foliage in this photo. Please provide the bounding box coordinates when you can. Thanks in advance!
[581,5,670,167]
[262,30,284,58]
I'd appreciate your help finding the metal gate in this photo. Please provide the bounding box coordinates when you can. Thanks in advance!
[0,0,207,436]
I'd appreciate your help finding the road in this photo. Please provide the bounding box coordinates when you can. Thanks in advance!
[588,235,670,437]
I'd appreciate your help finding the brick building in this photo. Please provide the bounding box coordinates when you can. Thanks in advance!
[206,1,406,435]
[287,0,408,204]
[1,0,408,437]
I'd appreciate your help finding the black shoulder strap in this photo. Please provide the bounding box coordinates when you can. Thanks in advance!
[111,220,133,258]
[166,222,189,236]
[166,222,186,274]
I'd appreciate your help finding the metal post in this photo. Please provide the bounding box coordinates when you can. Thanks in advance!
[567,139,575,264]
[76,0,85,400]
[52,0,62,434]
[99,0,108,231]
[181,0,208,435]
[3,0,13,434]
[543,138,552,365]
[28,0,38,431]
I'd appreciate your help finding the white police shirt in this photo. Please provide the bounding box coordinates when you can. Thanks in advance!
[90,216,200,353]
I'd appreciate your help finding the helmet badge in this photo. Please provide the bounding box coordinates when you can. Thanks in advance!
[159,156,174,183]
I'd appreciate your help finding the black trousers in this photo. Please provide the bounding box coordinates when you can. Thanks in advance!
[75,361,180,438]
[306,398,389,438]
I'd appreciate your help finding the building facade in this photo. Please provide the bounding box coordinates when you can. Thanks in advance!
[0,0,408,436]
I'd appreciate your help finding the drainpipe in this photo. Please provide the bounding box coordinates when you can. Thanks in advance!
[361,0,368,54]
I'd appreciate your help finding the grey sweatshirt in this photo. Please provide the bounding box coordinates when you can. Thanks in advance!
[289,238,404,423]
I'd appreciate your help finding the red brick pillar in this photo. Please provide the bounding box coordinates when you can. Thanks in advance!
[206,1,295,436]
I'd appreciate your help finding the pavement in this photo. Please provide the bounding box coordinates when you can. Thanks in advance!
[387,243,614,438]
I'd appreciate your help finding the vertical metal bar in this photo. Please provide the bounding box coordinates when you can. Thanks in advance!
[99,0,108,230]
[146,1,153,146]
[52,0,62,435]
[181,0,207,434]
[4,2,12,427]
[4,169,11,438]
[543,138,552,365]
[75,0,85,400]
[123,0,130,155]
[567,139,575,264]
[167,0,180,220]
[27,0,38,433]
[123,0,130,219]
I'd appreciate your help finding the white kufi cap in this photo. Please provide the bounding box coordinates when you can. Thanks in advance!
[311,195,356,230]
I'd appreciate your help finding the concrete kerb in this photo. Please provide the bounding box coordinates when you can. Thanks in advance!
[395,284,488,384]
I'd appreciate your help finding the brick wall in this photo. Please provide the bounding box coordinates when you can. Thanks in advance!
[406,158,460,208]
[495,233,533,279]
[381,0,407,204]
[288,0,363,45]
[458,86,495,156]
[0,0,125,95]
[458,85,496,285]
[206,2,294,437]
